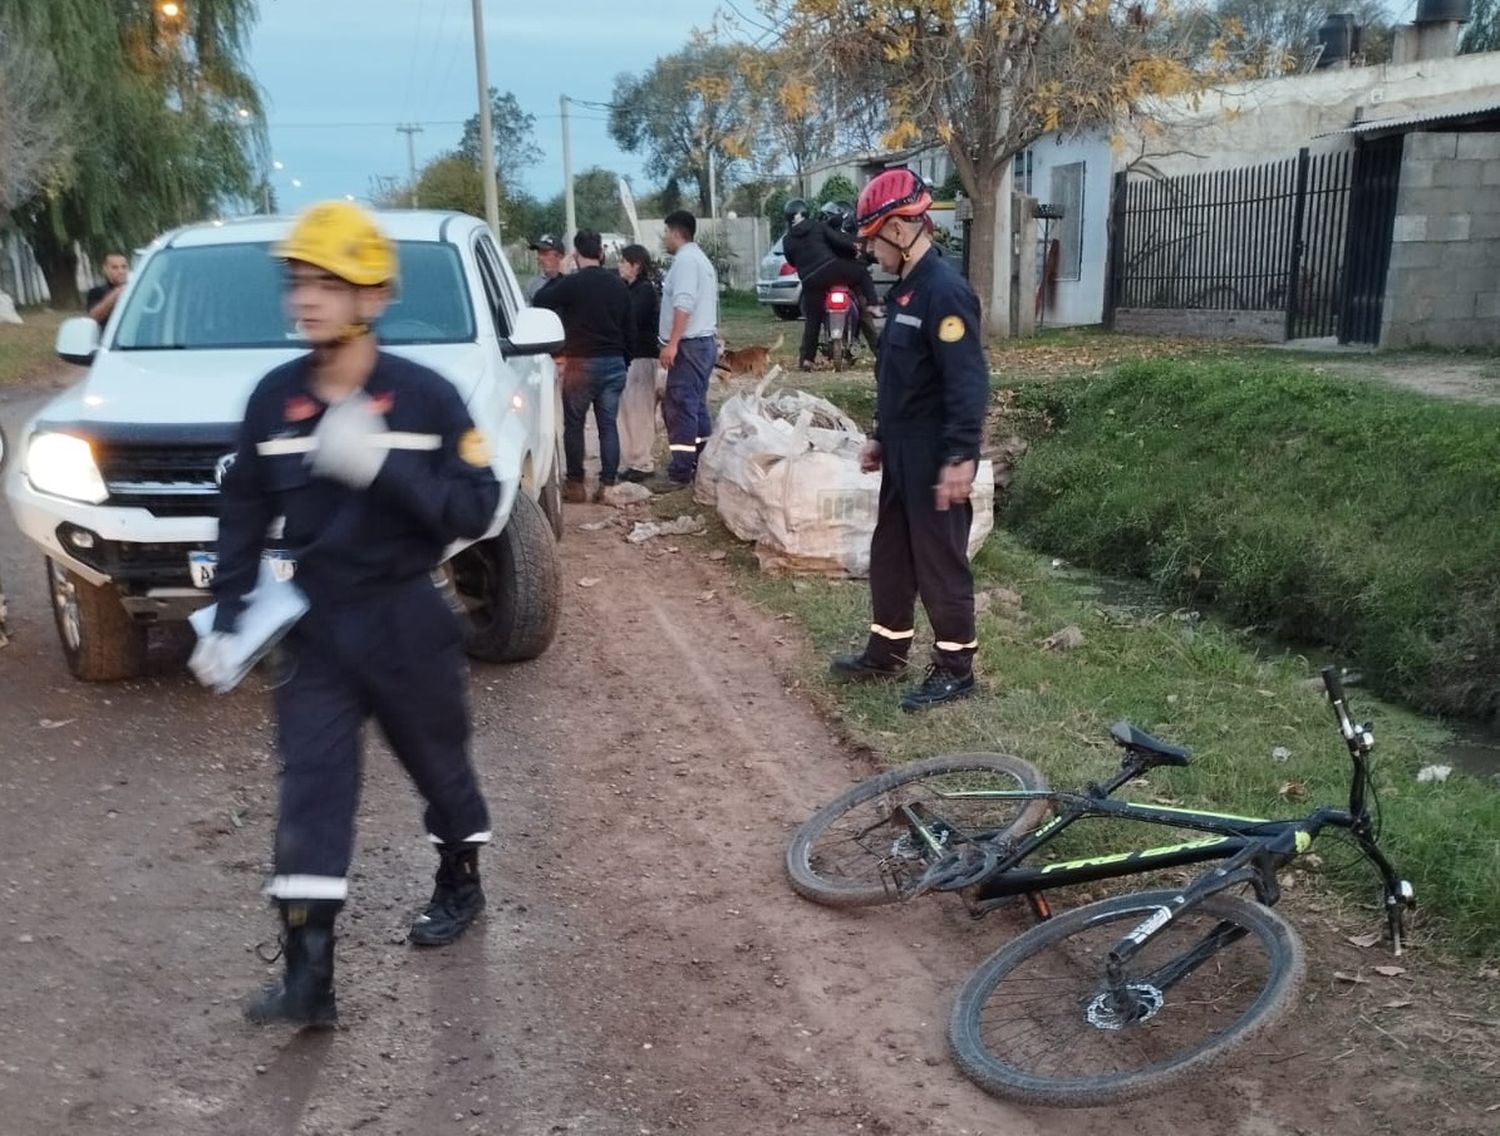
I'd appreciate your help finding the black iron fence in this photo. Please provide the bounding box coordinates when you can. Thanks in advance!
[1108,148,1369,341]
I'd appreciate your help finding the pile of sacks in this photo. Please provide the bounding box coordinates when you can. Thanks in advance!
[695,368,993,576]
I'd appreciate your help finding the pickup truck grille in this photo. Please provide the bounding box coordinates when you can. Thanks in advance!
[95,442,228,517]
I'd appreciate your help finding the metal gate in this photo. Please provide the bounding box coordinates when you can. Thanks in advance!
[1108,146,1393,344]
[1337,136,1404,345]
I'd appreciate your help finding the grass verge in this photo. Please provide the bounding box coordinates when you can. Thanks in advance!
[0,309,68,388]
[1004,357,1500,722]
[724,523,1500,957]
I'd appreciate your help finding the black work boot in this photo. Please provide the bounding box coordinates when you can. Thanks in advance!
[409,843,486,947]
[245,899,340,1029]
[829,652,909,682]
[899,665,977,712]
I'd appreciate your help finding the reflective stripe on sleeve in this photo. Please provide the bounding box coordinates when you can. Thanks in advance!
[256,437,317,456]
[870,624,916,640]
[669,443,698,453]
[427,831,494,845]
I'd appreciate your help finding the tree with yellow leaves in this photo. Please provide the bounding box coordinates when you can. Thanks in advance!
[762,0,1244,336]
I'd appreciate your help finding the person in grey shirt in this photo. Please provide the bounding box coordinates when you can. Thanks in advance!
[523,234,566,302]
[653,210,718,489]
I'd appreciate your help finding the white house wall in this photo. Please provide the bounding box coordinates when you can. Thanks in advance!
[1026,135,1115,326]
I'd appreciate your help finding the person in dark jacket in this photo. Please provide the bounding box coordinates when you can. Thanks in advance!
[829,169,989,713]
[781,199,881,369]
[617,244,662,482]
[533,229,632,500]
[193,201,501,1029]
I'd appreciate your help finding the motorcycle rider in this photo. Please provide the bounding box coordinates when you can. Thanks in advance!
[781,198,881,371]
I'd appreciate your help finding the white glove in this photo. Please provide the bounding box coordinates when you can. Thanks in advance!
[309,391,387,489]
[189,631,238,693]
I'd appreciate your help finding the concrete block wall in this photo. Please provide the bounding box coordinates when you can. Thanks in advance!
[1382,131,1500,349]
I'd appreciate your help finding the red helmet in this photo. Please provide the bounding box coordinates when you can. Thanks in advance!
[855,167,933,238]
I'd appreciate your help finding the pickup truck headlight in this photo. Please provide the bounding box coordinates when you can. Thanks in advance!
[26,432,108,505]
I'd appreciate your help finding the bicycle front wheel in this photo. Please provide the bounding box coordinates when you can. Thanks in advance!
[786,753,1050,908]
[949,890,1305,1108]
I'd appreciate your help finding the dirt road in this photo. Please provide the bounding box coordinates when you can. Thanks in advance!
[0,387,1490,1136]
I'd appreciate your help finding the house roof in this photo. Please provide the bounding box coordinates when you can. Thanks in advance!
[1317,96,1500,137]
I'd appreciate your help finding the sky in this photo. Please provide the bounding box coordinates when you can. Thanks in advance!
[250,0,734,213]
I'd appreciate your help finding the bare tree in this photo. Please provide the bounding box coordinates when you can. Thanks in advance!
[0,18,69,217]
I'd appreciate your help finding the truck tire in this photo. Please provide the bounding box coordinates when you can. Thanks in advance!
[539,442,564,543]
[46,559,147,682]
[450,492,561,663]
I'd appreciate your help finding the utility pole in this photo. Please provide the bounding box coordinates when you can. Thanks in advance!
[396,123,424,208]
[560,94,576,246]
[470,0,501,236]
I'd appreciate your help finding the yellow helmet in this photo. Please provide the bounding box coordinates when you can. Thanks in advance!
[274,200,397,286]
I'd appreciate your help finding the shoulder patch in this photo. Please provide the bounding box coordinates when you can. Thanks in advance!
[938,315,966,343]
[458,428,491,468]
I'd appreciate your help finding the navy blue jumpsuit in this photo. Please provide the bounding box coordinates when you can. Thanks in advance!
[213,351,500,904]
[861,249,990,674]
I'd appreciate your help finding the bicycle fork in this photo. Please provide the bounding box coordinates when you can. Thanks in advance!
[1100,841,1284,1017]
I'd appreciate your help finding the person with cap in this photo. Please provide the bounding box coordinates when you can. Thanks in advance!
[524,234,565,302]
[829,168,989,712]
[781,199,881,370]
[653,209,718,491]
[192,201,501,1028]
[531,228,632,500]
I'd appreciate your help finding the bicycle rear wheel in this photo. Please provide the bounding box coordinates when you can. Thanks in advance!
[949,890,1305,1108]
[786,753,1050,908]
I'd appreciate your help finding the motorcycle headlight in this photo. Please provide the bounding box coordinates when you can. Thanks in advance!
[26,432,108,505]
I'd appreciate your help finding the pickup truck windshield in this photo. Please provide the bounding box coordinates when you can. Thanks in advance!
[114,240,475,349]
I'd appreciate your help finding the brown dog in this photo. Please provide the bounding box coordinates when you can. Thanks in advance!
[713,332,784,382]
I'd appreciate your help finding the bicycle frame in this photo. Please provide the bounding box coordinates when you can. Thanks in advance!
[888,669,1414,952]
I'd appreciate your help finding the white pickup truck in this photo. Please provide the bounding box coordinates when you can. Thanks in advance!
[4,210,567,681]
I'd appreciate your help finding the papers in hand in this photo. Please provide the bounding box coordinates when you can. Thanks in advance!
[189,560,309,693]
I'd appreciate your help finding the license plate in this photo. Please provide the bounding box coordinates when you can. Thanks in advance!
[188,550,295,589]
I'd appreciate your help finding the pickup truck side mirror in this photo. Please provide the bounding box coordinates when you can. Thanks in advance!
[501,307,565,358]
[56,317,101,367]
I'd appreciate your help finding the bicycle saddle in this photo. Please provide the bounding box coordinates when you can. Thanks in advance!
[1110,721,1193,766]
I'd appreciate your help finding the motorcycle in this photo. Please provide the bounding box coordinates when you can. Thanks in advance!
[820,283,861,373]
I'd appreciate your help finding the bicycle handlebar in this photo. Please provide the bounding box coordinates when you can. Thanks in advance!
[1321,665,1345,705]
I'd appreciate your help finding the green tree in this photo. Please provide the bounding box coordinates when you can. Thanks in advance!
[0,16,70,216]
[568,167,630,233]
[1462,0,1500,53]
[815,173,858,208]
[458,88,542,195]
[608,40,758,212]
[3,0,265,305]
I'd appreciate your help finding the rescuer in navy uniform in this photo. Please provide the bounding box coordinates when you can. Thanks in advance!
[194,202,500,1028]
[829,168,989,712]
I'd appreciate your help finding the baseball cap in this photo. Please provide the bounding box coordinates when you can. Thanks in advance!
[529,234,564,252]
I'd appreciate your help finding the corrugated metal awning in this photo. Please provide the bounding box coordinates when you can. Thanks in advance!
[1317,97,1500,137]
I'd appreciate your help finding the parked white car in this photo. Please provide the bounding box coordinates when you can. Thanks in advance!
[5,210,567,682]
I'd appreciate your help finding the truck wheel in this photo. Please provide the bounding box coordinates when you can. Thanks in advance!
[538,442,564,543]
[46,559,147,682]
[448,492,560,663]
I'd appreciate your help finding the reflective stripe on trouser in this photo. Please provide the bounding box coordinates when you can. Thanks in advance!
[663,336,717,482]
[271,577,492,893]
[619,358,662,473]
[865,437,977,673]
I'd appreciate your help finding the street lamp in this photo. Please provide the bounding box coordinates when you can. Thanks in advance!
[159,2,182,19]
